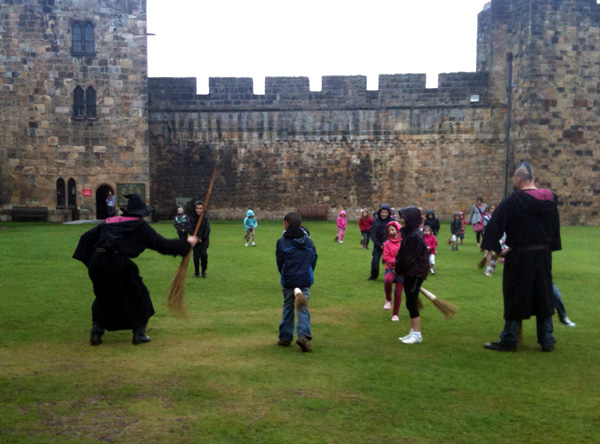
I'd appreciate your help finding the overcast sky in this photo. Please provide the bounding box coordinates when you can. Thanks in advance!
[147,0,491,94]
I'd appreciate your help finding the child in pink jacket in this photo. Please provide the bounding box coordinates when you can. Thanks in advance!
[382,221,404,321]
[335,210,347,243]
[423,225,438,274]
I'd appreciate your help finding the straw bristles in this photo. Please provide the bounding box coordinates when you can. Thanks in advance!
[417,297,424,311]
[431,298,458,319]
[477,255,488,269]
[294,288,308,310]
[168,250,192,317]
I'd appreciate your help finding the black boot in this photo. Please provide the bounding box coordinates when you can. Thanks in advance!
[132,325,151,345]
[90,322,104,346]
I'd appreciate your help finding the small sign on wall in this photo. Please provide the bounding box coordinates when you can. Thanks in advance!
[116,183,146,207]
[82,189,93,197]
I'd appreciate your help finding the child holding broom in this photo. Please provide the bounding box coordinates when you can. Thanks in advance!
[382,221,404,321]
[395,207,429,344]
[276,211,318,352]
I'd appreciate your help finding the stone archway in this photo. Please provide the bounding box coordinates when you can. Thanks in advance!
[96,185,114,219]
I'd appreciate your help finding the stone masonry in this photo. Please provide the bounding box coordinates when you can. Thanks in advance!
[2,0,599,224]
[0,0,148,221]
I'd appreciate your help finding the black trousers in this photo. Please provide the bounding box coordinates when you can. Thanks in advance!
[193,243,208,274]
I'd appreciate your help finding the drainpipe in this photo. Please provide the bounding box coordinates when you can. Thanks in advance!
[504,52,513,198]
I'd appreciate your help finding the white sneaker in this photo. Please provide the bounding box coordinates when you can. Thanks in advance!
[485,269,492,276]
[430,268,435,274]
[391,315,399,322]
[560,317,576,327]
[383,301,391,310]
[252,242,256,246]
[338,240,343,243]
[399,329,414,341]
[401,332,423,344]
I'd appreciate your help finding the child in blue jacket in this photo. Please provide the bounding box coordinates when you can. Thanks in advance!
[243,209,258,246]
[276,211,318,352]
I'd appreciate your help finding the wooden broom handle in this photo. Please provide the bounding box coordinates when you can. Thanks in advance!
[193,169,217,237]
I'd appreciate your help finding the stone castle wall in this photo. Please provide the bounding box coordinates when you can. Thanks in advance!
[148,74,506,222]
[0,0,148,221]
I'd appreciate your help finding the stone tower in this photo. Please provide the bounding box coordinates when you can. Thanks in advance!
[478,0,600,223]
[0,0,148,221]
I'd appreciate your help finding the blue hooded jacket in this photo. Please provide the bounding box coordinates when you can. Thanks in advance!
[276,225,318,288]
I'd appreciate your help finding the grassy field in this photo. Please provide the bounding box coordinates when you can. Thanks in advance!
[0,219,599,443]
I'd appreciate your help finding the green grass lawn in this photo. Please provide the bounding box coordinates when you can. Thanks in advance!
[0,220,599,443]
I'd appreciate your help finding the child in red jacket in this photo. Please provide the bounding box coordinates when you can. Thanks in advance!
[382,221,403,321]
[423,225,438,274]
[358,209,373,249]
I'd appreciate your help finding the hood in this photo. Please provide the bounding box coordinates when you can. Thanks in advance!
[514,189,557,216]
[98,219,146,249]
[399,207,422,233]
[283,225,310,247]
[378,204,392,219]
[386,220,402,237]
[339,210,346,217]
[246,209,255,217]
[426,209,435,218]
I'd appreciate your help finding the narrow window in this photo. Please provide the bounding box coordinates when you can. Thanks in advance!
[72,23,82,55]
[86,87,96,118]
[84,22,95,55]
[56,178,66,208]
[73,86,84,118]
[67,178,77,208]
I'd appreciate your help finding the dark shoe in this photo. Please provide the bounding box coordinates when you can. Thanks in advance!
[132,325,151,345]
[201,271,207,278]
[483,341,516,352]
[132,334,151,345]
[541,345,555,352]
[277,340,291,347]
[90,331,103,346]
[296,336,312,352]
[193,273,200,278]
[367,276,377,281]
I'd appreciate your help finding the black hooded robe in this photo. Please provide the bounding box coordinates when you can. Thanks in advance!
[481,189,561,321]
[73,219,190,331]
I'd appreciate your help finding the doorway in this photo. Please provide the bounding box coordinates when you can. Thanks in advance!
[96,185,114,219]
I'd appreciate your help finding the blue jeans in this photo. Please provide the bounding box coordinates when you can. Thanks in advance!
[499,317,554,348]
[279,287,311,341]
[553,282,567,320]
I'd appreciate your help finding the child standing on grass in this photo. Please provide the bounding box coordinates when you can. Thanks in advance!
[359,209,373,249]
[450,212,462,251]
[382,221,404,321]
[423,225,438,274]
[243,209,258,247]
[173,206,191,241]
[395,207,429,344]
[276,211,318,352]
[335,210,347,243]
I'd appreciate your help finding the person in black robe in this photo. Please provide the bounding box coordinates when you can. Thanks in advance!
[481,162,561,352]
[73,193,198,346]
[188,200,211,278]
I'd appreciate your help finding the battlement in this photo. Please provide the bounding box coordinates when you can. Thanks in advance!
[149,72,489,111]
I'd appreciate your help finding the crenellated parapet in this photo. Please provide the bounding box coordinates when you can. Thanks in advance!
[148,72,490,111]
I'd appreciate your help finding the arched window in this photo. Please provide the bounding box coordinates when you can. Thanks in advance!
[67,178,77,208]
[56,178,66,208]
[73,86,85,117]
[72,21,94,56]
[72,23,83,55]
[84,22,95,55]
[86,87,96,118]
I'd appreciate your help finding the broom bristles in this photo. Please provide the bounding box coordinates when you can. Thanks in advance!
[477,255,488,269]
[417,296,424,311]
[167,250,192,317]
[294,288,308,310]
[431,298,458,319]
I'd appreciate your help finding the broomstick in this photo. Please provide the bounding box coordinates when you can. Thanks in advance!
[419,287,458,319]
[168,170,218,315]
